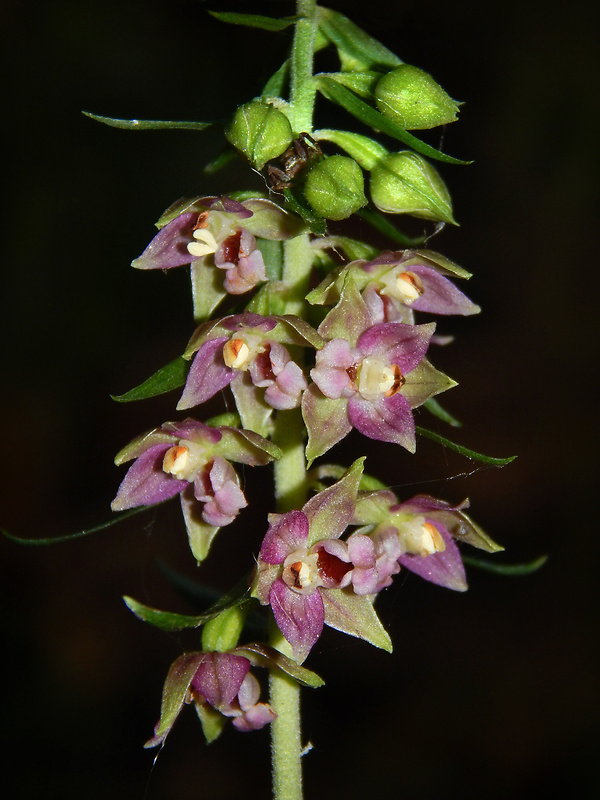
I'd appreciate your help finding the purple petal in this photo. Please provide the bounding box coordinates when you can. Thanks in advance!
[357,322,435,374]
[131,212,199,270]
[311,339,357,399]
[194,457,247,527]
[111,444,187,510]
[348,394,416,452]
[269,579,324,663]
[233,703,277,731]
[260,511,309,564]
[362,284,414,325]
[191,653,251,708]
[408,265,480,315]
[177,337,233,410]
[400,525,468,591]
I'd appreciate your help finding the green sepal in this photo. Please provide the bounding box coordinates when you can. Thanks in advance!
[317,7,401,70]
[231,374,274,438]
[412,248,472,279]
[144,653,203,748]
[424,397,462,428]
[310,463,387,492]
[82,111,212,131]
[463,554,548,576]
[322,589,392,652]
[314,129,388,170]
[416,426,517,466]
[305,458,364,548]
[191,260,227,322]
[237,644,325,688]
[317,269,371,344]
[209,11,298,31]
[316,77,470,165]
[401,359,457,408]
[111,356,189,403]
[356,207,427,247]
[313,235,379,262]
[2,506,150,546]
[303,387,351,466]
[180,486,220,564]
[195,703,227,744]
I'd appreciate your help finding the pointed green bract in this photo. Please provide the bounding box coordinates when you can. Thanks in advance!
[209,11,298,31]
[317,77,470,165]
[83,111,212,131]
[111,356,189,403]
[463,554,548,576]
[313,129,388,170]
[317,7,402,70]
[416,426,517,466]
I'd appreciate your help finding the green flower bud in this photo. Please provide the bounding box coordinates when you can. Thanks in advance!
[375,65,459,130]
[303,155,367,221]
[225,101,293,170]
[369,151,456,224]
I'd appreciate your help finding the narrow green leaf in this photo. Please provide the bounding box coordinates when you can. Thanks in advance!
[424,397,462,428]
[2,507,152,546]
[111,356,189,402]
[282,188,327,234]
[463,554,548,576]
[203,148,237,175]
[416,426,517,466]
[316,78,470,165]
[123,587,252,632]
[317,7,401,70]
[209,11,298,31]
[82,111,212,131]
[356,207,426,247]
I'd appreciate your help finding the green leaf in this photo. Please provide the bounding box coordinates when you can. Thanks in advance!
[416,426,517,466]
[463,554,548,576]
[203,148,237,175]
[2,506,152,546]
[322,589,392,652]
[317,7,401,70]
[82,111,212,131]
[111,356,189,402]
[316,78,470,165]
[123,582,252,632]
[314,128,388,170]
[209,11,298,31]
[356,207,426,247]
[424,397,462,427]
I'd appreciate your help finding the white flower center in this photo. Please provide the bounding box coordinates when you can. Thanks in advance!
[394,514,446,556]
[357,356,404,401]
[162,442,207,481]
[379,269,425,304]
[282,550,321,595]
[187,228,219,258]
[223,334,264,371]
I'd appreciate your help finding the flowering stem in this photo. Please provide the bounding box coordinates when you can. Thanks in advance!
[289,0,318,133]
[269,630,304,800]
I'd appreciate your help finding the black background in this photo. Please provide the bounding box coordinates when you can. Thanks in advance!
[2,1,598,798]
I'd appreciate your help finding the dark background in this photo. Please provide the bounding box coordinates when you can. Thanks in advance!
[2,1,598,798]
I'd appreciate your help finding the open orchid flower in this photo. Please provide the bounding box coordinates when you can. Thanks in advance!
[252,460,392,663]
[302,274,456,462]
[130,195,303,296]
[352,490,504,591]
[145,651,276,748]
[111,418,281,560]
[178,313,323,432]
[307,248,479,325]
